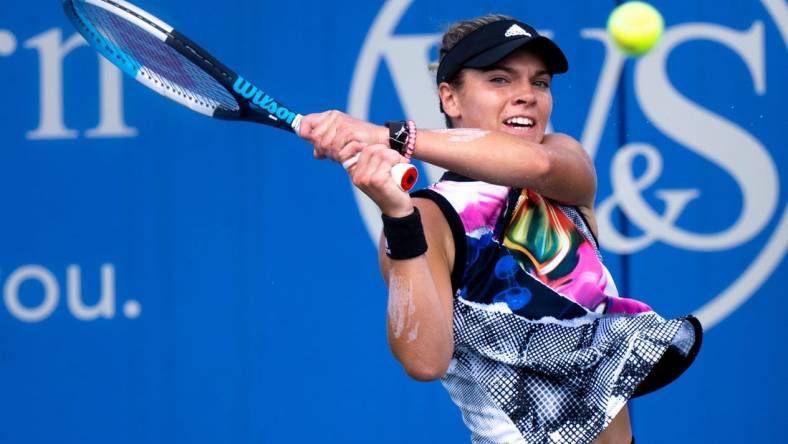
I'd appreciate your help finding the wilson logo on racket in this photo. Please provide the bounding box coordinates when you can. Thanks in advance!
[233,77,298,124]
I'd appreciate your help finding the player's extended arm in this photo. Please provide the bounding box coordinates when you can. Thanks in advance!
[413,129,597,207]
[300,112,596,208]
[345,144,455,381]
[378,197,456,381]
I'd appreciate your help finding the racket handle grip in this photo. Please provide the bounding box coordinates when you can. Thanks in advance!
[342,154,418,192]
[291,114,303,134]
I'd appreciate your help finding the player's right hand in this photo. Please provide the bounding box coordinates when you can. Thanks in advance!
[298,111,387,164]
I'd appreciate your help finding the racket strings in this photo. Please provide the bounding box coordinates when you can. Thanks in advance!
[77,1,239,112]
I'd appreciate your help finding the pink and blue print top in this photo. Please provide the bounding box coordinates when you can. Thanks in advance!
[413,172,652,319]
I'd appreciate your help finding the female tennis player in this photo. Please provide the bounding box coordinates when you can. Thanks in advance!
[300,15,701,444]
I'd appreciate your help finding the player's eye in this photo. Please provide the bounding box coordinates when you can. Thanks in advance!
[533,79,550,89]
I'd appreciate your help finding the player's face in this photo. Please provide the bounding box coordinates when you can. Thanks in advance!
[445,49,553,143]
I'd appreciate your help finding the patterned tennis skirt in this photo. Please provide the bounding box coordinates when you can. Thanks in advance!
[442,298,702,444]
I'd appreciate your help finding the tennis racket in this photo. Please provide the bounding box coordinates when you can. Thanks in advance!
[62,0,418,191]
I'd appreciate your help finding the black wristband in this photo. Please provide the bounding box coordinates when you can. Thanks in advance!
[382,208,428,260]
[385,120,409,156]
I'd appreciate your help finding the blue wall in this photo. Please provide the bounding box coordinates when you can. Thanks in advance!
[0,0,785,442]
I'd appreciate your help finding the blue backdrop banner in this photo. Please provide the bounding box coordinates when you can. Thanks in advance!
[0,0,785,443]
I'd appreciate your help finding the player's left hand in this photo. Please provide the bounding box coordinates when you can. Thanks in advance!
[299,110,388,165]
[349,144,413,217]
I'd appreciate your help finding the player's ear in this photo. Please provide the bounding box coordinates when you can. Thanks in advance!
[438,82,462,121]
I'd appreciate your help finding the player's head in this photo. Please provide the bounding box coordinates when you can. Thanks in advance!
[435,16,568,141]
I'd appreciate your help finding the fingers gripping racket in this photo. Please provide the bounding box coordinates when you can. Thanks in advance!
[62,0,418,192]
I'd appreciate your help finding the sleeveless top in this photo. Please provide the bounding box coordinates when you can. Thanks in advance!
[412,173,702,444]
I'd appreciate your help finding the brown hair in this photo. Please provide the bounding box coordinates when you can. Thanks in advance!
[437,14,514,128]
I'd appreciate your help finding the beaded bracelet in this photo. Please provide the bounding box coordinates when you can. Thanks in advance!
[404,120,417,160]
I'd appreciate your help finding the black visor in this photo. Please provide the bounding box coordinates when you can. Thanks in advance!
[436,20,569,84]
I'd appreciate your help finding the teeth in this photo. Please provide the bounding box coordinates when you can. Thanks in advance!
[505,117,534,126]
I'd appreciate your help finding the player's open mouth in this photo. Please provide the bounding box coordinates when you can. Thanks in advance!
[503,116,536,129]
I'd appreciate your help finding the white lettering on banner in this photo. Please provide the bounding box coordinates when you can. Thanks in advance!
[597,144,700,253]
[576,29,627,159]
[24,29,84,140]
[23,28,136,140]
[762,0,788,45]
[67,264,115,320]
[2,264,141,323]
[0,29,16,56]
[4,265,60,322]
[350,0,787,330]
[85,57,138,138]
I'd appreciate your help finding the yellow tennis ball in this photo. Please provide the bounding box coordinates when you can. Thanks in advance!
[607,1,665,56]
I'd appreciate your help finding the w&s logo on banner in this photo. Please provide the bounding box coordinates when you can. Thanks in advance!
[348,0,787,330]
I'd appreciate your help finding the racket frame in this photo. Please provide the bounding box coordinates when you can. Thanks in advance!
[63,0,302,132]
[62,0,418,190]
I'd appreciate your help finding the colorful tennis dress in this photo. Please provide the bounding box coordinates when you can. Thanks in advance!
[412,172,702,444]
